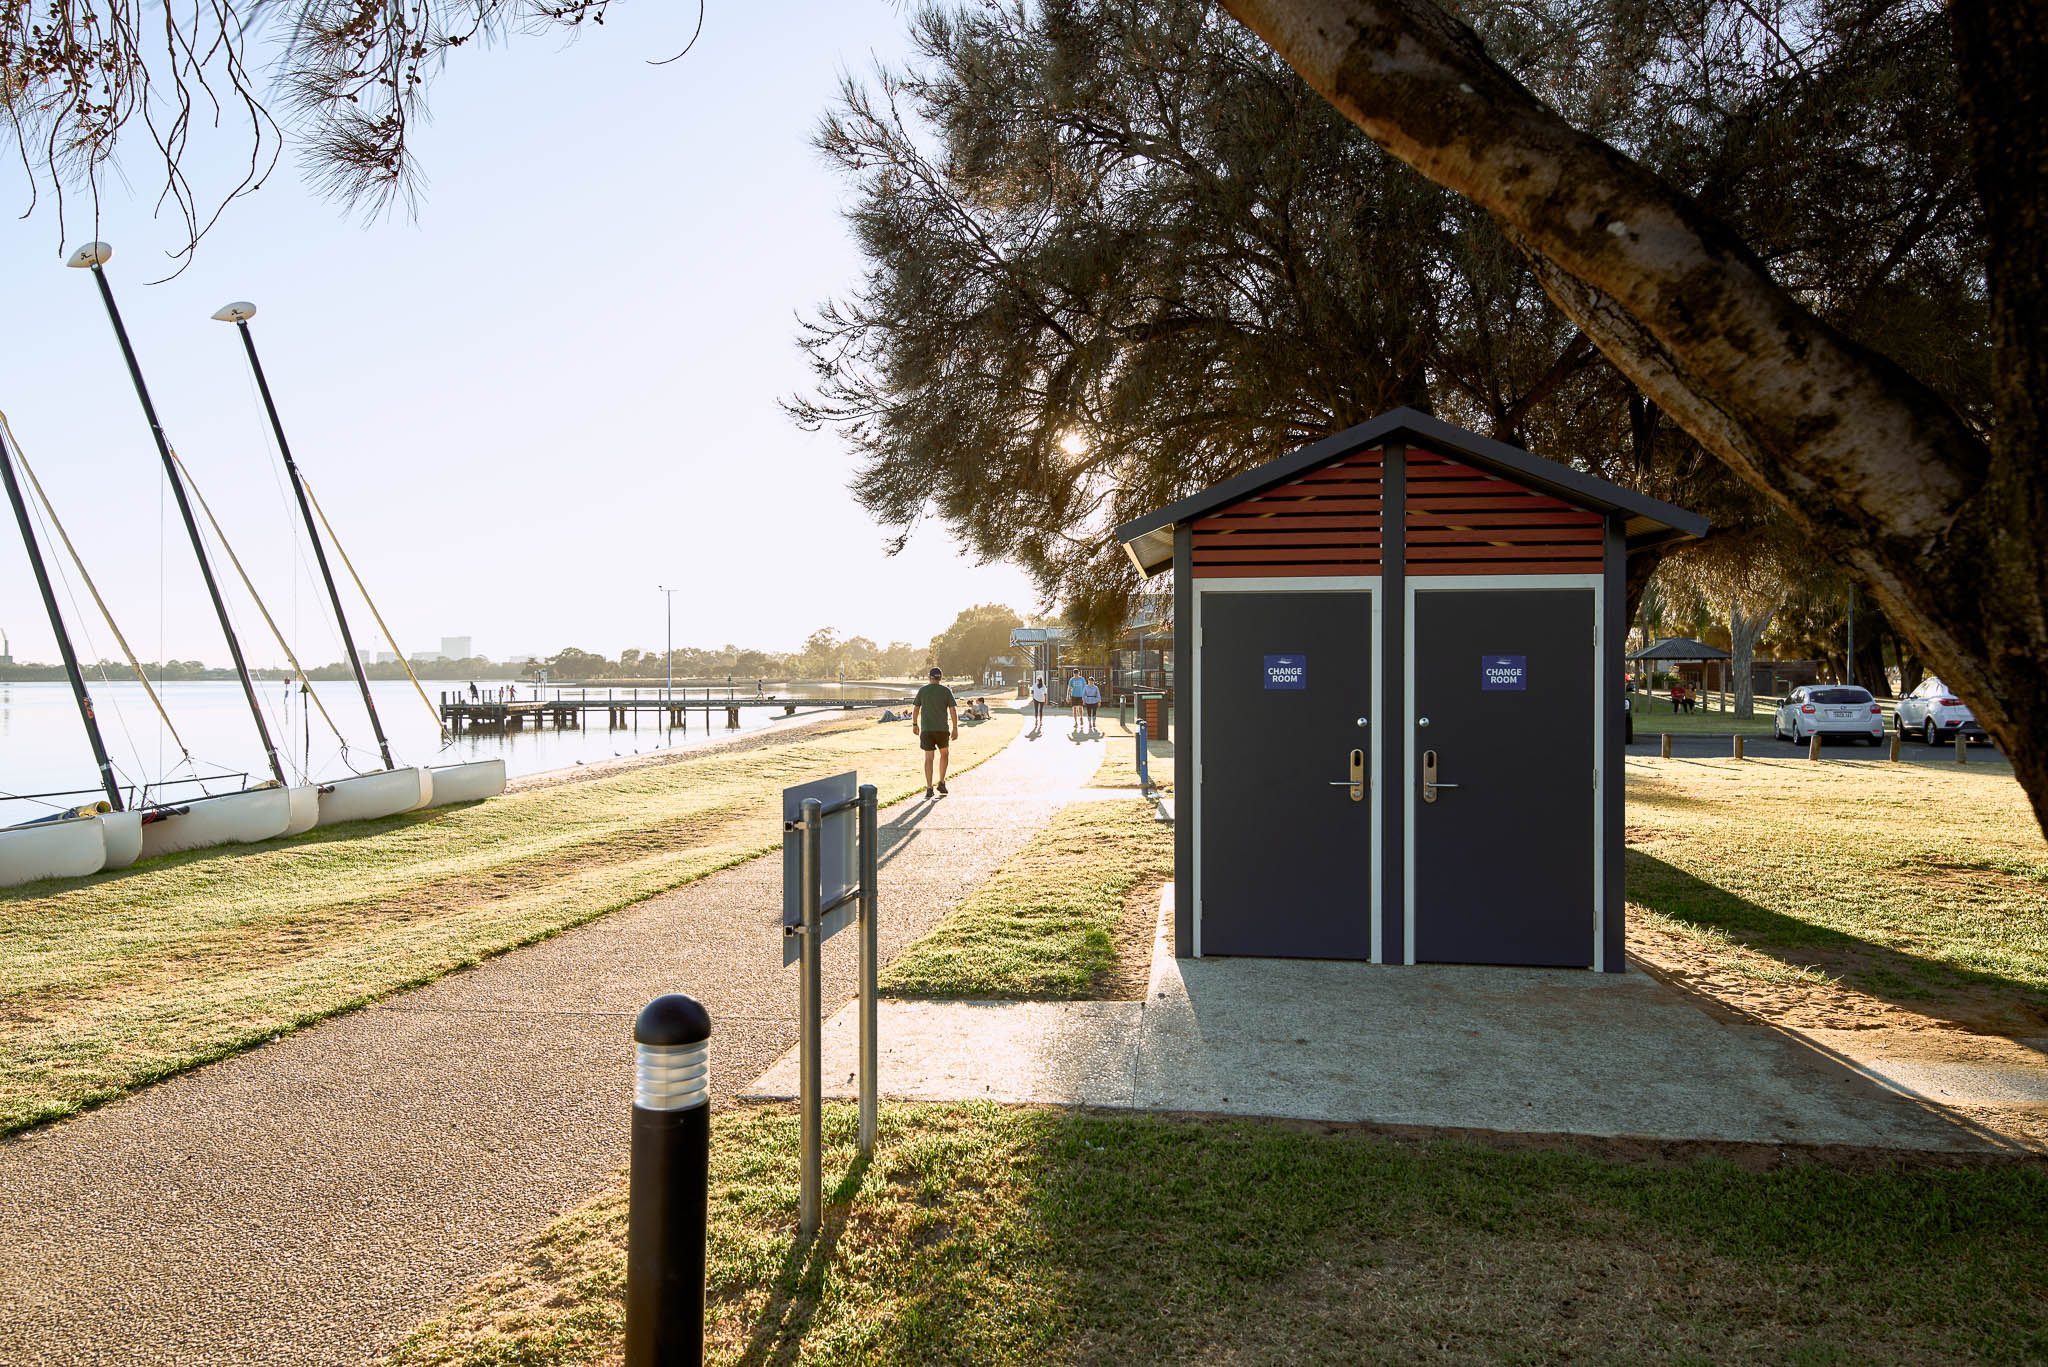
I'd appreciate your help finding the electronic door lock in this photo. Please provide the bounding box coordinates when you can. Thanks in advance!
[1326,747,1366,802]
[1422,749,1460,804]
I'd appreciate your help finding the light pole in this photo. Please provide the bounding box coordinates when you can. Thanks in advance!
[658,586,676,726]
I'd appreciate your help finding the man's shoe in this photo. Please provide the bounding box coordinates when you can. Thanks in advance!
[926,785,934,798]
[936,780,948,795]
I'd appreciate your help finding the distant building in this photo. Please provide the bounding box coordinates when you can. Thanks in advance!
[505,653,539,666]
[373,651,399,665]
[1,630,11,667]
[440,636,472,661]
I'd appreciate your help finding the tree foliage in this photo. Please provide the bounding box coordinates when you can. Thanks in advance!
[0,0,663,263]
[791,0,1981,644]
[930,602,1023,679]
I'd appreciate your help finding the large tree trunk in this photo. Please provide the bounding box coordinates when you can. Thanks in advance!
[1727,597,1779,719]
[1221,0,2048,835]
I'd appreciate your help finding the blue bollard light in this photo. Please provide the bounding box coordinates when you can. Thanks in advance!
[1136,720,1151,792]
[625,992,712,1367]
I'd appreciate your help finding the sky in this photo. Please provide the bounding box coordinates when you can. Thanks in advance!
[0,1,1040,672]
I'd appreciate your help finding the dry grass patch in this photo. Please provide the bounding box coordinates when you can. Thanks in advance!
[1624,756,2048,1032]
[1087,719,1174,792]
[386,1102,2048,1367]
[879,799,1173,1000]
[0,713,1023,1134]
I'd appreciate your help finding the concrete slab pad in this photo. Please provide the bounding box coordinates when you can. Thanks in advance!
[747,887,2008,1153]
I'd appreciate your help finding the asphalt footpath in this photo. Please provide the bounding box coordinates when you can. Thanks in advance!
[0,706,1105,1367]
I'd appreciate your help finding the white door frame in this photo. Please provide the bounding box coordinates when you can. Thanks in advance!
[1191,576,1383,960]
[1402,574,1606,969]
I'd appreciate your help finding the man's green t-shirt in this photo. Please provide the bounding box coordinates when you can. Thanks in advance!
[914,682,956,733]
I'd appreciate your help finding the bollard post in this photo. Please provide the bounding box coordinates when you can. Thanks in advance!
[857,784,879,1155]
[1808,731,1822,761]
[1732,733,1744,760]
[1955,731,1968,764]
[1136,721,1151,791]
[1659,733,1671,759]
[625,992,711,1367]
[798,797,823,1240]
[1889,732,1901,762]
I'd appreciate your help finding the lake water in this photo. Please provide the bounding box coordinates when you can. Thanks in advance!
[0,678,908,826]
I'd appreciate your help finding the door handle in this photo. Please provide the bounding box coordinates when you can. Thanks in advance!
[1326,747,1366,802]
[1422,749,1460,803]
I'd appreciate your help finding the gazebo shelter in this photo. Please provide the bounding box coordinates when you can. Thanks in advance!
[1629,637,1735,709]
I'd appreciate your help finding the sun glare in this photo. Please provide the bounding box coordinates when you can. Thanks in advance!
[1059,431,1089,457]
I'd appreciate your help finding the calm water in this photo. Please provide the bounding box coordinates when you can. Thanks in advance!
[0,678,907,826]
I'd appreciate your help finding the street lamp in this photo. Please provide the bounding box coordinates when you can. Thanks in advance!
[658,585,677,725]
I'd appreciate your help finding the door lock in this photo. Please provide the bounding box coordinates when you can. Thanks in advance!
[1422,749,1461,804]
[1327,747,1366,802]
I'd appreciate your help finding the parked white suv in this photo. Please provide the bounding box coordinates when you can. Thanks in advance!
[1775,685,1885,746]
[1894,676,1987,745]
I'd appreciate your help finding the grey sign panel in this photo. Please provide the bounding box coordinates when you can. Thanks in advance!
[783,770,859,965]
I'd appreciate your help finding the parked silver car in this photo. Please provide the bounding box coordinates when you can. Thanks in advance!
[1774,685,1885,746]
[1894,676,1988,745]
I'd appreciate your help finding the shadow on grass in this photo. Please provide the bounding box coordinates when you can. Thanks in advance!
[1627,849,2047,1016]
[721,1104,2048,1367]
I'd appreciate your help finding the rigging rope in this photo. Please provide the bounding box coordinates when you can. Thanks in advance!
[167,449,351,760]
[0,409,192,759]
[298,473,447,736]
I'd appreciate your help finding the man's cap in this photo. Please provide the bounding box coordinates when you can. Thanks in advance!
[929,667,943,677]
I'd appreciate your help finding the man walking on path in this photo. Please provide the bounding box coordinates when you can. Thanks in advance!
[1083,678,1101,734]
[1068,671,1087,734]
[915,667,959,796]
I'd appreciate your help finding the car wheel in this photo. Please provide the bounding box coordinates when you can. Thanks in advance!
[1925,720,1938,745]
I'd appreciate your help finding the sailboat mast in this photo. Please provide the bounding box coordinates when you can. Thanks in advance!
[0,425,123,809]
[219,307,395,770]
[70,244,287,786]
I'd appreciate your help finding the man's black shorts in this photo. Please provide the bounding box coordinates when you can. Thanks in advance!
[920,729,950,752]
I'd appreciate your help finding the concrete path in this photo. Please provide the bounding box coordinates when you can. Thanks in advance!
[0,710,1105,1367]
[748,890,2014,1153]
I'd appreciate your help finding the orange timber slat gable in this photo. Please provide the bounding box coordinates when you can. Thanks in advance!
[1187,444,1603,578]
[1404,446,1603,574]
[1189,449,1382,578]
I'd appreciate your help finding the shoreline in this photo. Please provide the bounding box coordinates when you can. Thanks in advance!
[502,708,864,793]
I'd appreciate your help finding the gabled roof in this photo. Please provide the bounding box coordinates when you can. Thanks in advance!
[1628,636,1732,662]
[1114,408,1708,577]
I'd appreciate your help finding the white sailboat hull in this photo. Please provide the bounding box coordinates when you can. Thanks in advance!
[98,810,144,870]
[283,784,320,836]
[424,759,505,807]
[315,768,430,826]
[140,786,294,859]
[0,814,107,888]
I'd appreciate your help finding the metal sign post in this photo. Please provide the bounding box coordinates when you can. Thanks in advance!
[782,773,881,1240]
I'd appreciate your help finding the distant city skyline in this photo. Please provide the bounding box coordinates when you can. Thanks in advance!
[0,2,1039,675]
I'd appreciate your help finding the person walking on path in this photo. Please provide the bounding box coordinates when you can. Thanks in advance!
[915,666,959,796]
[1082,678,1101,733]
[1067,671,1087,734]
[1031,677,1048,731]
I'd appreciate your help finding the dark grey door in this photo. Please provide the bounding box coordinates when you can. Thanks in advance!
[1412,588,1595,966]
[1200,591,1372,957]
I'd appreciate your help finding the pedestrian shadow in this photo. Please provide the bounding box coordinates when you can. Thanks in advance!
[1626,849,2048,1033]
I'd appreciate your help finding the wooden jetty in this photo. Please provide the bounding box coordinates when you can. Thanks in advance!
[437,689,916,735]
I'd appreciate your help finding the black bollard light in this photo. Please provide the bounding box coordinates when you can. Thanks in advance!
[626,992,712,1367]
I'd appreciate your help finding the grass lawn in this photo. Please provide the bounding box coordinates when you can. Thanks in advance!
[1634,701,1779,735]
[879,798,1172,1000]
[1087,719,1174,792]
[0,712,1023,1136]
[387,1101,2048,1367]
[1624,755,2048,1025]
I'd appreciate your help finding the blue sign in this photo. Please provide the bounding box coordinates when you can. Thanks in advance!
[1481,655,1527,691]
[1263,654,1307,690]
